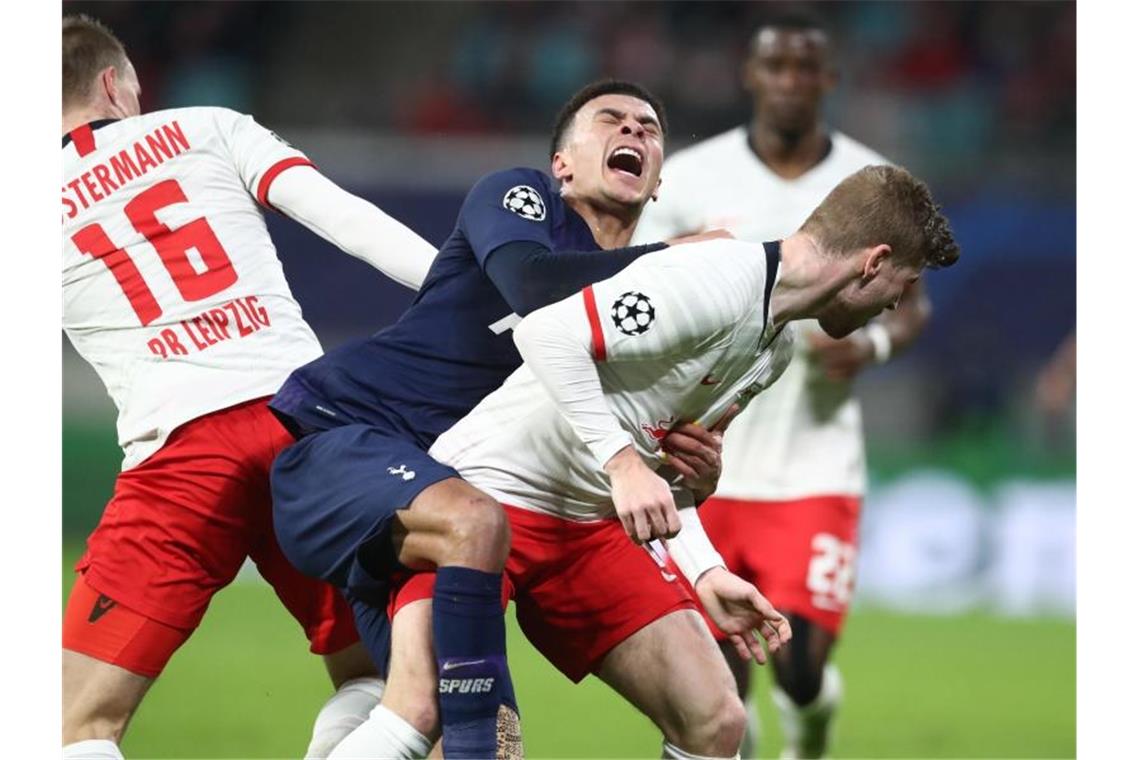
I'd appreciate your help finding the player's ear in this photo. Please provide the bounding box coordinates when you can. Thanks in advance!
[99,66,118,104]
[551,151,572,183]
[861,244,892,280]
[651,176,662,202]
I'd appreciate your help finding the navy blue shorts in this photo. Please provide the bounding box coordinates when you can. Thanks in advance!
[270,424,458,610]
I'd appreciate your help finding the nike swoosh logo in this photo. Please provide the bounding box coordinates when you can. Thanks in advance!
[700,374,720,386]
[88,594,117,623]
[441,659,486,671]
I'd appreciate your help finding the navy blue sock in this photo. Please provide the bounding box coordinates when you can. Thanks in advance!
[433,566,518,759]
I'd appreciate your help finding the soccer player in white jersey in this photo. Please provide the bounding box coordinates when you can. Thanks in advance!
[366,164,958,760]
[633,12,935,758]
[60,16,438,760]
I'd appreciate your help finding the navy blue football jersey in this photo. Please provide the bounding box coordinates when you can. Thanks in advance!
[271,168,609,447]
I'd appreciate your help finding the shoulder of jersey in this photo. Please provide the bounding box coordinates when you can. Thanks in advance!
[83,106,247,138]
[482,166,553,189]
[661,126,747,176]
[830,131,892,169]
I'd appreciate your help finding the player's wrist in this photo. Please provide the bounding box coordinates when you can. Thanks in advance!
[693,563,729,589]
[666,507,725,586]
[604,445,646,476]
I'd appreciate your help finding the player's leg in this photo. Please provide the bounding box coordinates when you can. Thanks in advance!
[717,638,761,759]
[737,495,858,760]
[62,578,189,758]
[330,567,512,758]
[388,478,520,759]
[247,408,386,758]
[271,426,517,759]
[506,505,745,758]
[250,573,384,760]
[596,609,747,757]
[62,653,147,758]
[693,495,764,757]
[62,405,267,756]
[768,617,841,760]
[328,595,436,759]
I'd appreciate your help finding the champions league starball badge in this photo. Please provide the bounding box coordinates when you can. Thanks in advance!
[610,291,656,336]
[502,185,546,221]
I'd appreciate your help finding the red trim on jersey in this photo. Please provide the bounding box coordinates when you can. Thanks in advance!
[582,286,607,361]
[256,157,315,210]
[70,124,96,157]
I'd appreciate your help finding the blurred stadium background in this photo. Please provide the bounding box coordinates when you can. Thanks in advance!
[61,1,1075,758]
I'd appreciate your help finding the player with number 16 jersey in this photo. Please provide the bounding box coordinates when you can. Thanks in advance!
[61,105,435,669]
[65,108,338,470]
[62,18,437,756]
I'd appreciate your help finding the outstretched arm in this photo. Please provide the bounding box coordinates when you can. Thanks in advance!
[267,166,437,291]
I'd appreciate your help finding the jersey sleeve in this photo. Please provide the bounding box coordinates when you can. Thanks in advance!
[458,168,556,268]
[511,240,767,467]
[266,166,437,290]
[213,108,314,207]
[580,241,762,363]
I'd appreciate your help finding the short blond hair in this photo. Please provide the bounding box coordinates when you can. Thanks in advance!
[801,165,959,270]
[63,14,129,110]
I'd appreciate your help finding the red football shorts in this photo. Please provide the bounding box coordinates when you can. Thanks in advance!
[507,505,696,682]
[698,494,861,637]
[64,397,359,678]
[387,505,698,683]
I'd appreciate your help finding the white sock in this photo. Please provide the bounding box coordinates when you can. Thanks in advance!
[661,739,740,760]
[328,703,433,760]
[63,739,124,759]
[305,676,386,759]
[739,694,761,759]
[771,663,843,759]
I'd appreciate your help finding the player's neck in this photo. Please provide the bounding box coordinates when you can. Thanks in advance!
[562,196,636,249]
[747,120,830,180]
[769,232,852,327]
[63,105,116,136]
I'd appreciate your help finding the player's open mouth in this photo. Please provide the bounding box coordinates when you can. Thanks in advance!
[607,146,644,178]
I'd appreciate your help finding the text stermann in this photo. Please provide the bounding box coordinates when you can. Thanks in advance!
[63,121,191,219]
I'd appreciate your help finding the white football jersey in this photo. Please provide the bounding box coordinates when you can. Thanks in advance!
[429,239,794,520]
[634,128,889,499]
[62,107,323,470]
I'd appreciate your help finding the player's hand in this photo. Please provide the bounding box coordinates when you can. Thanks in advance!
[807,331,874,382]
[605,446,681,545]
[694,566,792,665]
[665,228,734,246]
[661,422,724,504]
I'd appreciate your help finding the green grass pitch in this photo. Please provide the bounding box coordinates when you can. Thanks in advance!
[62,553,1074,759]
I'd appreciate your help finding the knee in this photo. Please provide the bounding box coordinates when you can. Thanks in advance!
[705,691,748,756]
[436,492,509,570]
[668,688,747,757]
[63,659,144,746]
[774,657,825,706]
[63,704,130,745]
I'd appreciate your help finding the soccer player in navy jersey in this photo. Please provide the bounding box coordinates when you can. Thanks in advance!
[269,80,728,758]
